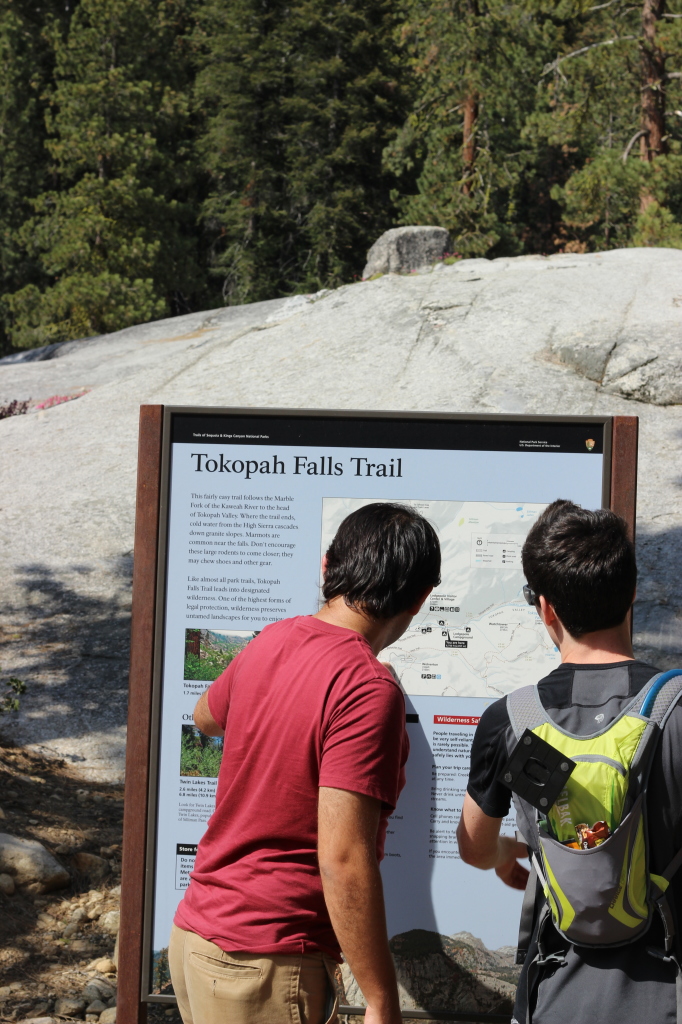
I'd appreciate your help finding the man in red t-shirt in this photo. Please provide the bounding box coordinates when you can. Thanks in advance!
[169,502,441,1024]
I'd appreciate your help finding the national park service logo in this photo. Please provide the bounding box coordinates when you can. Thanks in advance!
[585,438,595,451]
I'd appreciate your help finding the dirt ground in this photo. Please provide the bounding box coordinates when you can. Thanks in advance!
[0,739,181,1024]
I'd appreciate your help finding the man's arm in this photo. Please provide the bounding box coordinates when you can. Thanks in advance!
[193,690,225,737]
[457,792,529,890]
[318,787,401,1024]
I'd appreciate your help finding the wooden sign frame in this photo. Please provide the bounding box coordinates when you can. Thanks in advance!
[118,406,638,1024]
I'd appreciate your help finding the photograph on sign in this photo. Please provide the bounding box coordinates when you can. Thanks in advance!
[143,409,609,1017]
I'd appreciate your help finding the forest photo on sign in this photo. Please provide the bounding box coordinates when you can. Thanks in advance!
[183,628,254,681]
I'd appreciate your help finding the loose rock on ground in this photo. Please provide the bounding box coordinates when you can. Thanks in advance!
[0,742,181,1024]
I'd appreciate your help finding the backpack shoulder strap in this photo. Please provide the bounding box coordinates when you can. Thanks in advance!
[515,862,540,965]
[507,686,552,851]
[629,670,682,719]
[628,671,682,782]
[638,671,682,899]
[641,670,682,725]
[507,684,550,740]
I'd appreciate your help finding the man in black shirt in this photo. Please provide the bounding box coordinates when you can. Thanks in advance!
[457,500,682,1024]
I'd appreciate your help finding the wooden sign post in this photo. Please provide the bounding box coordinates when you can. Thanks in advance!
[118,408,638,1024]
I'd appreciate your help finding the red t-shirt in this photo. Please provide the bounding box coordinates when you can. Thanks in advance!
[174,615,409,960]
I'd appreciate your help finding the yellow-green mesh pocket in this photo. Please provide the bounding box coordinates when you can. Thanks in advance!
[533,717,646,845]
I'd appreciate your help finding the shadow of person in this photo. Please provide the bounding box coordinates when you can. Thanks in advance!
[0,559,131,778]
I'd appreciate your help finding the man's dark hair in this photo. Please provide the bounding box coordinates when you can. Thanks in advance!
[323,503,441,619]
[521,499,636,638]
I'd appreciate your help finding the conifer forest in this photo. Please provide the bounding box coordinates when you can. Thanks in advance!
[2,0,682,353]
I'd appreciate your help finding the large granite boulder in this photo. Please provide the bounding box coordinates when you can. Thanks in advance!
[363,225,451,278]
[0,247,681,779]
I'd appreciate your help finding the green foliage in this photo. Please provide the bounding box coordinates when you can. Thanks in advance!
[3,0,207,349]
[180,725,223,777]
[524,0,682,251]
[183,630,252,680]
[0,0,71,353]
[384,0,571,256]
[550,149,682,250]
[3,0,682,348]
[387,0,682,257]
[633,199,682,248]
[183,648,235,681]
[196,0,410,303]
[1,677,27,716]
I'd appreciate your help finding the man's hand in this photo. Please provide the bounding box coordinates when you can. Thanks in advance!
[495,836,530,890]
[318,788,402,1024]
[457,793,529,890]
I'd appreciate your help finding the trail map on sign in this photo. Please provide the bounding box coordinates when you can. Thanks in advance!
[320,498,559,699]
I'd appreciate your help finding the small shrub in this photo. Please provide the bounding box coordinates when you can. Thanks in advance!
[35,390,89,410]
[183,647,238,681]
[1,676,26,714]
[180,724,223,777]
[0,400,30,421]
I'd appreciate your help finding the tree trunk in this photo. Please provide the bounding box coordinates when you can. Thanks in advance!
[462,92,478,196]
[640,0,667,163]
[185,629,201,657]
[461,0,479,197]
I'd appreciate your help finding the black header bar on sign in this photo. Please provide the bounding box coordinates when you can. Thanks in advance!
[171,409,606,455]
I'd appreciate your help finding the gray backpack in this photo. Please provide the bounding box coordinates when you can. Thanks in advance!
[507,670,682,1023]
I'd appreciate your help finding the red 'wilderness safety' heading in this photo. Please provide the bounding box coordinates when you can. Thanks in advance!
[433,715,480,726]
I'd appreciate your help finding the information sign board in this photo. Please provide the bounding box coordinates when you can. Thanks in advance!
[119,407,638,1024]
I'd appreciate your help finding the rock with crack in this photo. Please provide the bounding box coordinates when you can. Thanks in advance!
[0,834,69,893]
[548,322,682,405]
[363,225,451,278]
[547,330,616,382]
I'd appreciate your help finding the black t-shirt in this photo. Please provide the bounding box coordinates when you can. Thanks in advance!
[467,660,682,1024]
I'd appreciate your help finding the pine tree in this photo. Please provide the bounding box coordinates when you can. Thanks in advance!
[528,0,682,250]
[4,0,204,349]
[384,0,570,257]
[196,0,409,304]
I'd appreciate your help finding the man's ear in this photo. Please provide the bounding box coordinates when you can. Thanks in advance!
[538,594,559,628]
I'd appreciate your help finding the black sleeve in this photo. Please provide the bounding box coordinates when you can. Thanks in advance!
[467,697,513,818]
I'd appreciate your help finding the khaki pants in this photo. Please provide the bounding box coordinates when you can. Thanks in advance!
[169,924,339,1024]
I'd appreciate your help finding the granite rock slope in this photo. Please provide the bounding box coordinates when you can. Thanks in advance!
[1,247,681,778]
